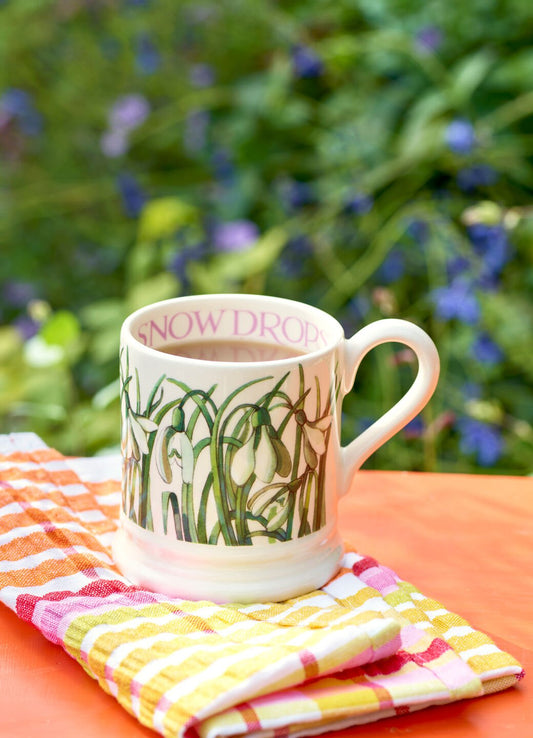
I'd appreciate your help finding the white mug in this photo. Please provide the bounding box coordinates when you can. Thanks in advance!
[113,294,439,602]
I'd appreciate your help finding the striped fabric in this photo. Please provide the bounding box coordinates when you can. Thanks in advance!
[0,434,523,738]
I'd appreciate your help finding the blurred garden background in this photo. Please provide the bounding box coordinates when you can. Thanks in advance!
[1,0,533,474]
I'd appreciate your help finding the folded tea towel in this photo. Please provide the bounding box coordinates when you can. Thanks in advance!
[0,433,523,738]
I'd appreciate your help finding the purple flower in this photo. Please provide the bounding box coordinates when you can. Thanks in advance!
[415,26,443,53]
[344,192,374,216]
[457,164,499,192]
[431,279,480,324]
[213,220,259,253]
[183,109,209,153]
[291,45,324,79]
[189,63,215,88]
[13,315,39,341]
[3,280,37,307]
[109,94,150,132]
[457,417,503,466]
[445,119,476,155]
[0,88,42,135]
[101,94,150,158]
[471,333,504,365]
[100,129,128,158]
[135,33,161,75]
[116,173,146,217]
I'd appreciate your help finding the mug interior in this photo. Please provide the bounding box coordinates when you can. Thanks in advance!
[124,294,343,362]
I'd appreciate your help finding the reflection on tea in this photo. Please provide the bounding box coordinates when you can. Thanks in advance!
[159,338,306,363]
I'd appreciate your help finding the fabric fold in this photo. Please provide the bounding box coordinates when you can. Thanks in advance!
[0,434,523,738]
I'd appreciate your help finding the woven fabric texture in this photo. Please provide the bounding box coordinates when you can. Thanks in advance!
[0,434,523,738]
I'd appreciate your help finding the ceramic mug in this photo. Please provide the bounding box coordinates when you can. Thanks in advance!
[113,294,439,603]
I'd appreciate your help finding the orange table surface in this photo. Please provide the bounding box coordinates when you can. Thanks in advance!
[1,470,531,738]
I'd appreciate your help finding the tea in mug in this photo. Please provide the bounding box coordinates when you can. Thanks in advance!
[159,338,306,363]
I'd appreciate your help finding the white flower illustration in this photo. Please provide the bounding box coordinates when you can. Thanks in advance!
[295,409,332,469]
[232,407,291,486]
[156,406,195,484]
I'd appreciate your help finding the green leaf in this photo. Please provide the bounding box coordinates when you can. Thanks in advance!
[138,197,198,242]
[41,310,80,347]
[448,50,495,104]
[126,272,180,312]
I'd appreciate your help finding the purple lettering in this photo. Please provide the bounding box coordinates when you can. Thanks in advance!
[149,316,168,346]
[168,311,193,340]
[193,309,226,335]
[282,316,304,344]
[259,311,283,344]
[233,309,258,337]
[304,320,319,348]
[137,322,148,345]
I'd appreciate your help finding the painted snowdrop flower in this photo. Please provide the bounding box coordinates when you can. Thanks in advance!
[156,407,195,484]
[122,406,158,461]
[232,407,291,486]
[295,409,332,469]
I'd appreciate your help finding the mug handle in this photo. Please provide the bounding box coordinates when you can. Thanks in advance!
[340,318,440,497]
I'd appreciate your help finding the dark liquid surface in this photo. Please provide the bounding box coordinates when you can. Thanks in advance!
[159,338,306,362]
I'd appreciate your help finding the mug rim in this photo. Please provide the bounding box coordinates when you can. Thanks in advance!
[121,293,345,367]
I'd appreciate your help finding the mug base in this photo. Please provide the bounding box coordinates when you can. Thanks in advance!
[112,517,344,604]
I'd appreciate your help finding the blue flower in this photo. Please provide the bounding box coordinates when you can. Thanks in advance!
[403,415,425,439]
[471,333,504,365]
[211,149,235,183]
[462,381,481,400]
[135,33,161,75]
[340,296,370,335]
[457,164,498,192]
[116,173,146,218]
[467,223,509,280]
[168,243,207,291]
[213,220,259,253]
[445,119,476,155]
[291,45,324,79]
[0,88,42,135]
[279,235,313,277]
[344,192,374,216]
[430,279,480,324]
[378,250,405,284]
[283,179,315,210]
[406,219,429,244]
[457,417,503,466]
[446,255,471,280]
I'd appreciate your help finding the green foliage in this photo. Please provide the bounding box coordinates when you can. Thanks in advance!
[1,0,533,473]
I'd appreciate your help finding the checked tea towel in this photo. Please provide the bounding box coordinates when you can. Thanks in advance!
[0,433,523,738]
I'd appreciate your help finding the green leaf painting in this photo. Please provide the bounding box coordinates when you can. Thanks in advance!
[120,351,338,545]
